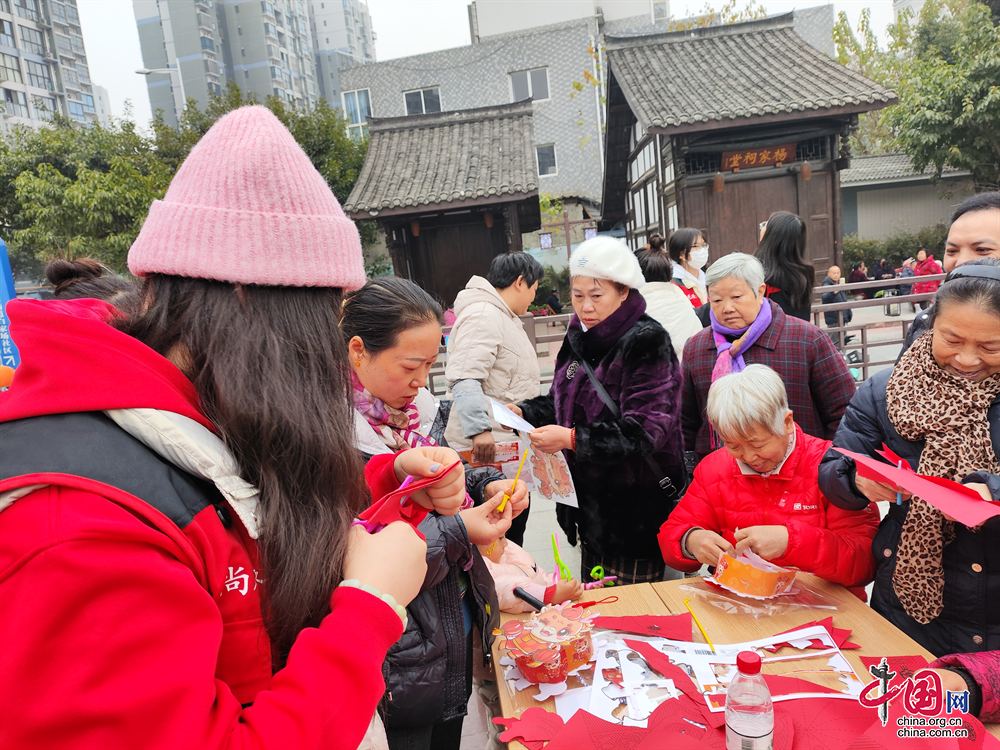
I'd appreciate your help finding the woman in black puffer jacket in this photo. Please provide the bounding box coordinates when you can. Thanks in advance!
[818,259,1000,658]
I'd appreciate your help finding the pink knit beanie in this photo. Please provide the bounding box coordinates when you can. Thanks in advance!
[128,105,365,289]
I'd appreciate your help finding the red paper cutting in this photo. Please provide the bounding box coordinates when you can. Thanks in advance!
[624,639,726,729]
[776,697,885,750]
[357,459,464,536]
[493,707,564,750]
[543,708,648,750]
[858,655,929,682]
[834,448,1000,527]
[593,613,693,640]
[765,617,861,651]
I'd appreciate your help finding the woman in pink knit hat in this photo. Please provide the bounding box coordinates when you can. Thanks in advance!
[0,106,472,750]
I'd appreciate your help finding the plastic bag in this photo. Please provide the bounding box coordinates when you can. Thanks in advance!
[678,577,839,619]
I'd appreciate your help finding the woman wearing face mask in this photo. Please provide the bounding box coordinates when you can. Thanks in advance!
[341,277,528,750]
[669,229,710,309]
[819,258,1000,658]
[508,237,686,585]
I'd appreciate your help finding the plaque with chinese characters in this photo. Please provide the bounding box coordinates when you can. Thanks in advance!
[721,143,797,172]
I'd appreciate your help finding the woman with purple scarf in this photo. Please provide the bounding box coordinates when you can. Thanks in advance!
[680,253,856,465]
[509,237,686,585]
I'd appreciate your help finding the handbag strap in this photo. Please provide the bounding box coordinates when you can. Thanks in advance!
[570,345,680,498]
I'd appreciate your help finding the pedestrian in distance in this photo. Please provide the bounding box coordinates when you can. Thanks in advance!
[636,237,702,363]
[753,211,815,321]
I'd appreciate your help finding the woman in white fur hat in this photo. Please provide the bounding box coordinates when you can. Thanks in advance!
[508,237,687,584]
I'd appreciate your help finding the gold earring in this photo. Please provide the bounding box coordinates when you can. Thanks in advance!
[354,360,360,367]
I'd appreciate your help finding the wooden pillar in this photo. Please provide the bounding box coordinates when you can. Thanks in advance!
[503,203,523,252]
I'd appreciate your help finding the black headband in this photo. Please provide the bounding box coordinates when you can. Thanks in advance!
[945,265,1000,283]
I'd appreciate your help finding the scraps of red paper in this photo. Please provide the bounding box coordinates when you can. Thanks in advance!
[834,447,1000,527]
[765,617,860,651]
[543,708,648,750]
[493,707,565,750]
[624,639,726,729]
[593,613,692,640]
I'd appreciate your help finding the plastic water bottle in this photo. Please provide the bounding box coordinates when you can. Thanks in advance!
[725,650,774,750]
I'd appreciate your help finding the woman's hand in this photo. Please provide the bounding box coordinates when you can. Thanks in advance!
[393,446,466,516]
[343,522,428,607]
[686,529,735,567]
[529,425,572,454]
[929,669,970,694]
[460,492,513,545]
[472,430,496,464]
[552,578,583,603]
[855,474,912,504]
[504,404,523,417]
[484,479,529,518]
[734,526,789,560]
[943,482,990,528]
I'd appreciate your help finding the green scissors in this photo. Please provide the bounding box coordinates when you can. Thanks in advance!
[590,565,616,587]
[551,533,572,582]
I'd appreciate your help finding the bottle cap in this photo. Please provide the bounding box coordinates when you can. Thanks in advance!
[737,650,762,675]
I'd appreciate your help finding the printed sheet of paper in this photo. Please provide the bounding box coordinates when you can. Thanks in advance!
[586,638,680,728]
[460,440,580,508]
[489,397,537,433]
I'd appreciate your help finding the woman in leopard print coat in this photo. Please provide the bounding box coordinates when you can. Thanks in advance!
[819,260,1000,661]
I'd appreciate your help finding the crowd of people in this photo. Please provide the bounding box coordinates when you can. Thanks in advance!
[0,106,998,749]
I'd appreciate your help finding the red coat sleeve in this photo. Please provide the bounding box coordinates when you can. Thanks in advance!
[0,487,402,750]
[773,496,880,588]
[364,451,404,504]
[658,463,720,572]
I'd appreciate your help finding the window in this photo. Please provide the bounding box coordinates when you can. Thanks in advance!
[653,1,668,20]
[0,0,9,12]
[62,65,78,87]
[32,95,56,120]
[77,64,89,83]
[261,0,273,14]
[342,88,370,139]
[26,60,52,89]
[1,20,14,47]
[4,88,28,117]
[241,47,245,56]
[264,22,276,36]
[201,36,215,51]
[510,67,548,102]
[50,1,66,21]
[19,25,45,55]
[56,34,72,56]
[81,93,94,112]
[234,3,239,10]
[1,53,21,82]
[270,65,281,80]
[323,19,327,25]
[66,4,78,23]
[237,25,243,35]
[67,99,84,120]
[403,86,440,116]
[536,144,557,176]
[71,35,84,54]
[14,0,40,23]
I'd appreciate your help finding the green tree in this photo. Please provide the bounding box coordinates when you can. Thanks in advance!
[888,0,1000,191]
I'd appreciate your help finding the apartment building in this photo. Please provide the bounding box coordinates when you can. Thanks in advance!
[134,0,322,128]
[1,0,100,130]
[310,0,374,107]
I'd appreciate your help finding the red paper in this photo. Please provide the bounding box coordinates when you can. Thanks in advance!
[357,459,464,535]
[593,613,693,640]
[776,697,882,750]
[493,707,564,750]
[834,448,1000,527]
[858,654,929,681]
[765,617,861,651]
[543,708,648,750]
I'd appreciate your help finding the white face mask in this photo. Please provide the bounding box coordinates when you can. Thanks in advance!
[688,248,709,270]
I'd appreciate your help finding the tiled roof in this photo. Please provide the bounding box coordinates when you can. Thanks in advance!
[343,101,539,218]
[839,153,969,186]
[605,14,897,134]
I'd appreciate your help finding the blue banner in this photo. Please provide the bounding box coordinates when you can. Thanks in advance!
[0,238,22,369]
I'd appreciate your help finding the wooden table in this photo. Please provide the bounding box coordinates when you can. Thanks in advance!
[491,583,672,749]
[651,574,1000,740]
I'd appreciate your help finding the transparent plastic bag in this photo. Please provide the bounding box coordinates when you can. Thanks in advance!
[678,577,839,619]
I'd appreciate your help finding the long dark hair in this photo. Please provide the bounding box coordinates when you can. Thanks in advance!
[341,277,444,354]
[754,212,815,310]
[117,275,367,669]
[668,228,702,266]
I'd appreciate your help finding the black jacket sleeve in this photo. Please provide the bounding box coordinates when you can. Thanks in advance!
[818,374,892,510]
[519,393,556,428]
[417,512,473,592]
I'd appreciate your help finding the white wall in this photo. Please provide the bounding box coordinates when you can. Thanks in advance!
[473,0,653,37]
[856,180,975,240]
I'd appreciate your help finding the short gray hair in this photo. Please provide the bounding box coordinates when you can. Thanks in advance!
[706,364,790,440]
[705,252,765,296]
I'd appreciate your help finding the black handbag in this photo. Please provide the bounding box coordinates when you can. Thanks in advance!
[572,353,684,501]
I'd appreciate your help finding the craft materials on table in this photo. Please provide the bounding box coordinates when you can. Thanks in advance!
[712,550,797,599]
[684,597,715,653]
[496,603,596,692]
[551,533,572,583]
[586,565,617,590]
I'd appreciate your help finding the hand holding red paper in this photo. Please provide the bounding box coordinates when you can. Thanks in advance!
[359,459,464,537]
[393,447,466,515]
[835,445,1000,527]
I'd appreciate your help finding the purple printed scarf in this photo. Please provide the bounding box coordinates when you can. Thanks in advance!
[708,301,773,448]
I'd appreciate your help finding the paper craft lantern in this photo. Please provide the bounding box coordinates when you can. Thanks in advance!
[712,551,796,599]
[498,603,595,684]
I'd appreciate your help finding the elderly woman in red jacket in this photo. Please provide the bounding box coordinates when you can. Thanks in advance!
[659,364,879,590]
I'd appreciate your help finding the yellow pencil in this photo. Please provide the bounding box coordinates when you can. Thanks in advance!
[497,447,529,513]
[685,597,715,653]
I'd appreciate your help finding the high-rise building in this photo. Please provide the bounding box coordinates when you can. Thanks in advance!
[93,82,110,125]
[1,0,99,131]
[133,0,322,128]
[309,0,374,108]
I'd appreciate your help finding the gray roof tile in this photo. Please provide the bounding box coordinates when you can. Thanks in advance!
[839,153,968,186]
[343,100,539,217]
[605,14,897,133]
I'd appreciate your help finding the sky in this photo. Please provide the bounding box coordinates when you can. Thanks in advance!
[77,0,896,131]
